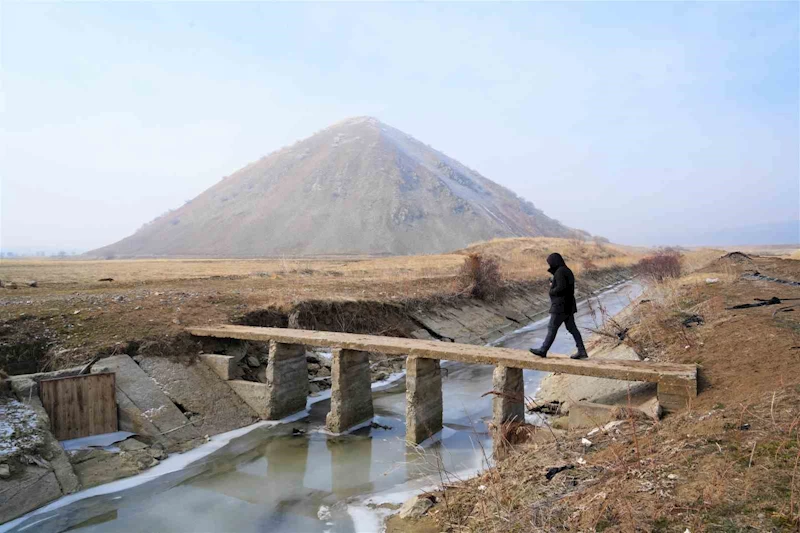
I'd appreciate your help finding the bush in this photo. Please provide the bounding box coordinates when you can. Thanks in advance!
[458,253,504,300]
[634,249,682,282]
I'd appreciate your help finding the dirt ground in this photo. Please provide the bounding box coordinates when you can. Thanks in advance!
[0,238,642,374]
[397,253,800,532]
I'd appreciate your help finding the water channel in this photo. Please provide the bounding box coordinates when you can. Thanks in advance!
[3,281,642,533]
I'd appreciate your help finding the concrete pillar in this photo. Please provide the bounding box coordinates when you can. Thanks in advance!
[657,377,696,413]
[492,366,525,425]
[264,340,308,419]
[405,356,443,445]
[326,348,374,433]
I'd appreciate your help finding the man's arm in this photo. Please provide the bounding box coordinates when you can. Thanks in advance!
[549,269,567,297]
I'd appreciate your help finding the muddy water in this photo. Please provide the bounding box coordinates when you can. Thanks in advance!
[5,281,642,533]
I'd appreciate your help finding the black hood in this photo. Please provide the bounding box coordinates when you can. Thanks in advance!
[546,253,566,274]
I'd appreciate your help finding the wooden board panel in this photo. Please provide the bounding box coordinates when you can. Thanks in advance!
[39,373,118,440]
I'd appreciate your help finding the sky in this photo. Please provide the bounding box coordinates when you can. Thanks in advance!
[1,1,798,252]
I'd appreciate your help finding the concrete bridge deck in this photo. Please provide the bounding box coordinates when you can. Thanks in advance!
[189,325,697,444]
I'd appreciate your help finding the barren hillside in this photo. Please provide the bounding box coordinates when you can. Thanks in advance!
[89,117,585,258]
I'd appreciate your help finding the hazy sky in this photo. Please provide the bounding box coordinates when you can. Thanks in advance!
[2,1,798,252]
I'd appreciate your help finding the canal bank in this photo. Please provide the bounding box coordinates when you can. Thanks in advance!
[2,275,641,533]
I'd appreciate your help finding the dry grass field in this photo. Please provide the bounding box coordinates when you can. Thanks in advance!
[0,238,640,287]
[0,238,722,374]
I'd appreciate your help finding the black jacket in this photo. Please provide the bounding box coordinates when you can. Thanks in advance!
[547,253,577,315]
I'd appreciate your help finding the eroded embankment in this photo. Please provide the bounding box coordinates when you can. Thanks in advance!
[237,266,632,344]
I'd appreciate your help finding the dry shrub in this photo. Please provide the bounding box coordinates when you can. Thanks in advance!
[457,253,504,300]
[635,249,683,282]
[582,258,598,272]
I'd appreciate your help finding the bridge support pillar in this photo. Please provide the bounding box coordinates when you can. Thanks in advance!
[492,366,525,425]
[657,377,697,413]
[326,349,374,433]
[264,340,308,419]
[406,356,443,445]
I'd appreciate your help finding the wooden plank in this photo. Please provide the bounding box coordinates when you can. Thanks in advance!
[188,325,697,388]
[39,373,118,440]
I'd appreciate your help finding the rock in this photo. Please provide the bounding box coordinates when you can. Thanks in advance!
[257,366,267,383]
[373,371,388,382]
[246,356,260,368]
[27,280,38,288]
[0,466,62,524]
[0,464,10,478]
[317,505,331,521]
[639,397,663,421]
[199,353,239,380]
[309,382,320,394]
[569,401,616,429]
[118,438,148,452]
[306,353,321,365]
[398,495,434,519]
[316,366,331,377]
[308,362,321,372]
[581,437,593,447]
[551,416,570,430]
[70,447,166,489]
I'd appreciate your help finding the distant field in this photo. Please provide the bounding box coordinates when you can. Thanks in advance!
[709,244,799,257]
[0,238,640,287]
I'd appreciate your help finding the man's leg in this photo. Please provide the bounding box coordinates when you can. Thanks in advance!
[564,314,588,359]
[530,314,565,357]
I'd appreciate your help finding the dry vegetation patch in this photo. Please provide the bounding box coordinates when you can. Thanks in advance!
[419,253,800,532]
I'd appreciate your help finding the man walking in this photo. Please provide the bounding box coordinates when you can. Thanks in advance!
[529,253,588,360]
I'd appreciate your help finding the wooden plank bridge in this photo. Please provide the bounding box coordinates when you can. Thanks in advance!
[189,325,697,444]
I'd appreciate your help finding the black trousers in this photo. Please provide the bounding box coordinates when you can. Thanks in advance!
[541,313,586,353]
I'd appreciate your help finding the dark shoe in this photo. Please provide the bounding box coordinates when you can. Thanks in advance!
[570,351,588,360]
[529,348,547,358]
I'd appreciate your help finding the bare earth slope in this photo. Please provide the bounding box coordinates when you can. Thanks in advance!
[89,117,583,257]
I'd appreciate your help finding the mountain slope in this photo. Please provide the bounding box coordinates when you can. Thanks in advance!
[91,117,586,257]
